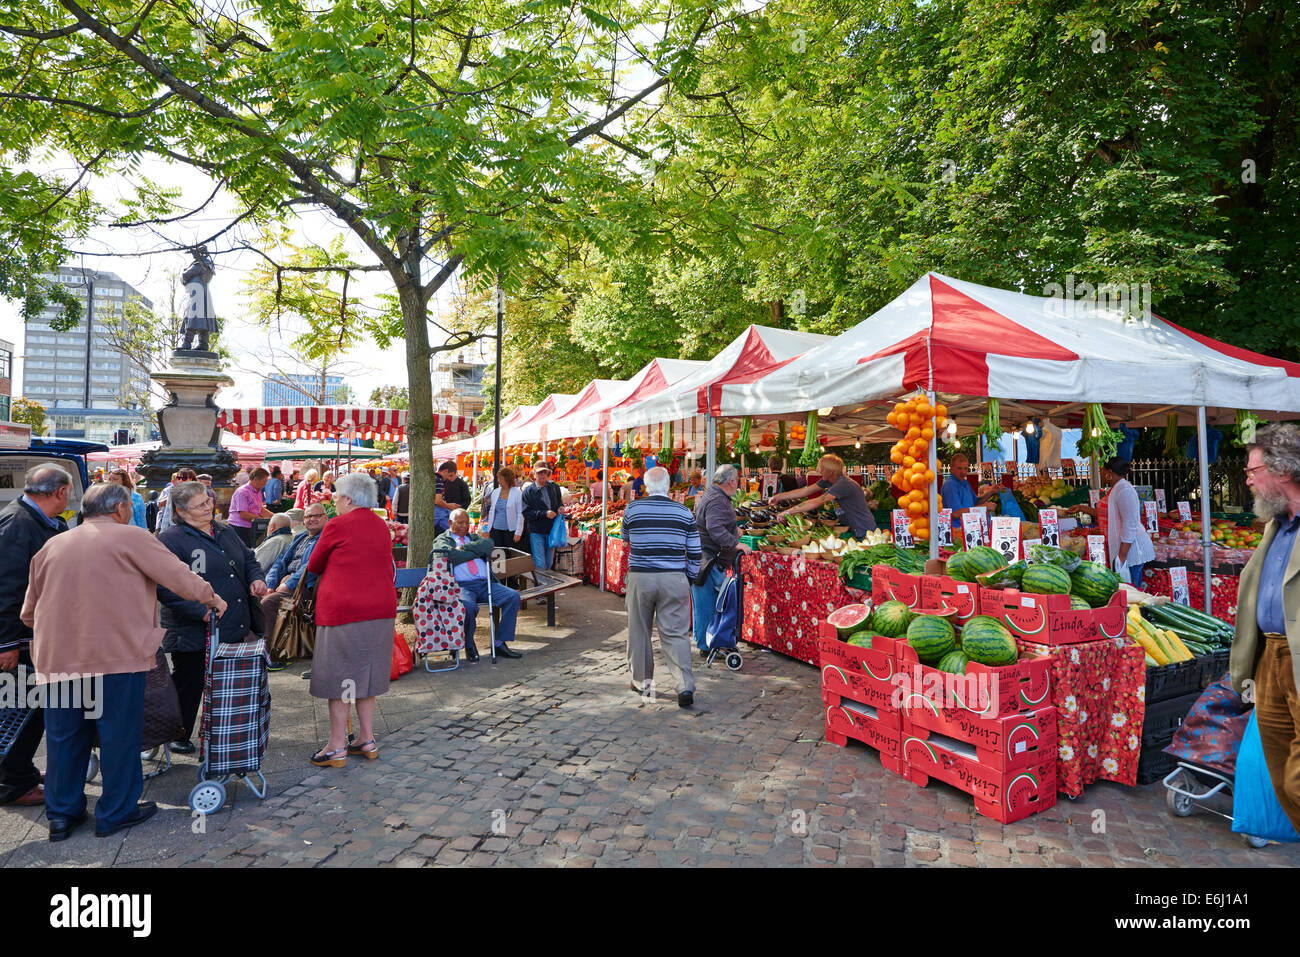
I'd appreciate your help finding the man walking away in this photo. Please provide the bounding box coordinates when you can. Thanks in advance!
[395,473,411,525]
[693,465,751,654]
[622,466,701,707]
[1232,424,1300,832]
[0,465,73,808]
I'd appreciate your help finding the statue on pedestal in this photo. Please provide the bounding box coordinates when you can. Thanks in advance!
[179,245,218,354]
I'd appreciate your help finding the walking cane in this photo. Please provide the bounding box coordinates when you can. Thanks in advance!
[487,550,498,665]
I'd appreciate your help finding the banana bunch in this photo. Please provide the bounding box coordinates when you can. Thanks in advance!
[1127,605,1195,667]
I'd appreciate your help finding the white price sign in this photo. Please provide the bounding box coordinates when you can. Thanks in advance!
[892,509,913,548]
[963,507,988,551]
[1022,538,1041,561]
[1088,489,1101,507]
[1155,489,1167,512]
[1177,501,1193,522]
[1087,534,1106,564]
[1169,566,1190,606]
[936,509,953,548]
[1144,500,1160,535]
[991,516,1021,565]
[1039,509,1059,548]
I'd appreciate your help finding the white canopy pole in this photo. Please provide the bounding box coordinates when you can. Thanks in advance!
[1196,406,1213,616]
[928,390,939,560]
[471,434,478,489]
[705,415,717,486]
[599,432,609,593]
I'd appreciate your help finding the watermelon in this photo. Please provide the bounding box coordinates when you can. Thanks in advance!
[907,614,957,664]
[937,649,970,675]
[1069,595,1092,611]
[947,545,1007,583]
[1021,563,1072,595]
[827,603,872,636]
[961,615,1019,666]
[872,600,915,638]
[846,633,877,648]
[1070,561,1120,608]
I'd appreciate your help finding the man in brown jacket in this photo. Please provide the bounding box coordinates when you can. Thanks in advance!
[22,482,227,842]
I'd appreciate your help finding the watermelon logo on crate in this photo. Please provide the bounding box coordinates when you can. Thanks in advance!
[889,663,1000,715]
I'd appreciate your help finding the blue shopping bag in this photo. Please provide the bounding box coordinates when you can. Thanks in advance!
[548,515,569,549]
[1231,711,1300,843]
[704,571,739,651]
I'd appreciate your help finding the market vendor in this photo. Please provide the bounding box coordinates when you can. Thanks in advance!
[1064,457,1153,586]
[940,453,998,529]
[769,454,877,539]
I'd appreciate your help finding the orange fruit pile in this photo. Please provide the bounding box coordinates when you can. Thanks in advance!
[886,395,948,542]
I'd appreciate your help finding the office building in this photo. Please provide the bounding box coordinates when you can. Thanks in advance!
[23,268,153,415]
[262,373,348,406]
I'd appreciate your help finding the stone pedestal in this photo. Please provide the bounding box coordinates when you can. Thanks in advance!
[137,352,239,501]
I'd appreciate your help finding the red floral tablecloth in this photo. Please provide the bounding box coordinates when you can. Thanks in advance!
[740,552,862,666]
[1020,636,1147,797]
[582,531,629,596]
[1142,567,1239,624]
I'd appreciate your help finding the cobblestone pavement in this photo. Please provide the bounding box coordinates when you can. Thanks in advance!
[4,587,1297,867]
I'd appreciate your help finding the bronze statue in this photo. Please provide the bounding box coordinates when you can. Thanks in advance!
[179,245,218,352]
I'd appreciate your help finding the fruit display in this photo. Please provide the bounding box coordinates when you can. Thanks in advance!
[1068,561,1120,607]
[827,603,872,636]
[945,544,1007,583]
[870,600,916,638]
[385,519,409,545]
[1020,563,1072,595]
[885,393,946,542]
[1016,475,1077,504]
[959,615,1019,666]
[1154,518,1261,565]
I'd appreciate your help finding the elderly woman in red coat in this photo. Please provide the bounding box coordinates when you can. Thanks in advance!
[305,472,397,767]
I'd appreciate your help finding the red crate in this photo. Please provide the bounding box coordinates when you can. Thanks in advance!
[870,564,923,607]
[919,574,979,627]
[976,587,1127,646]
[892,640,1053,720]
[819,631,905,712]
[897,731,1058,823]
[823,696,903,777]
[900,704,1057,772]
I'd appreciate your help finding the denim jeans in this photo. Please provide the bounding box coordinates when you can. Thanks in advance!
[529,533,554,571]
[691,563,728,651]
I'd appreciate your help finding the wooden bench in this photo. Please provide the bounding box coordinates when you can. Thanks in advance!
[491,547,581,627]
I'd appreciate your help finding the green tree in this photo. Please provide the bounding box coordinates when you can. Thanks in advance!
[0,0,740,562]
[11,396,46,433]
[368,386,409,410]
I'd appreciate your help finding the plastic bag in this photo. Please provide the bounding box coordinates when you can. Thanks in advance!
[390,629,414,681]
[1231,711,1300,843]
[548,515,569,548]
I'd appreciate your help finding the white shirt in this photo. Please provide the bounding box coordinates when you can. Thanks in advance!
[484,485,524,536]
[1106,478,1155,567]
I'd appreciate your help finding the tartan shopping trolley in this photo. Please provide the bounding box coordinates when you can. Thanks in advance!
[188,623,271,816]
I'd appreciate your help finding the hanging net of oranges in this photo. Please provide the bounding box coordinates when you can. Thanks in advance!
[887,394,948,542]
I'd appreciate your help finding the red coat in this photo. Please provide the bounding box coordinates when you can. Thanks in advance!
[307,507,398,627]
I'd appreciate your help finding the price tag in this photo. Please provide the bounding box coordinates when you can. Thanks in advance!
[991,516,1021,565]
[1087,535,1106,564]
[762,474,778,499]
[1155,489,1167,512]
[1039,508,1059,548]
[1022,538,1041,561]
[892,509,913,548]
[1169,566,1190,606]
[935,509,953,548]
[1088,489,1101,507]
[963,507,988,550]
[1144,500,1159,535]
[1177,501,1192,522]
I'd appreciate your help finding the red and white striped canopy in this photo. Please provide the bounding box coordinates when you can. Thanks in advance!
[217,406,476,442]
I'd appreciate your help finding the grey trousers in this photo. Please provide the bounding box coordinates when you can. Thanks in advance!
[625,570,695,695]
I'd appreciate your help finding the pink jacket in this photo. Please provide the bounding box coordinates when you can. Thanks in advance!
[21,516,219,680]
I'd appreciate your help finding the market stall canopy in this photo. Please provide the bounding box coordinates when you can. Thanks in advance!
[86,432,297,465]
[258,441,384,462]
[608,326,832,430]
[718,273,1300,429]
[217,406,477,442]
[499,392,581,446]
[430,404,536,462]
[566,358,707,436]
[518,379,624,444]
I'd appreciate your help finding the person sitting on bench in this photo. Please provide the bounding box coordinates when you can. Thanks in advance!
[429,508,523,662]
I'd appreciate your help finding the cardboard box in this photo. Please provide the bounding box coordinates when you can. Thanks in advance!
[823,695,901,760]
[491,547,536,579]
[819,630,905,712]
[898,733,1058,823]
[872,565,979,626]
[870,564,923,608]
[892,638,1053,719]
[901,704,1058,772]
[976,586,1127,646]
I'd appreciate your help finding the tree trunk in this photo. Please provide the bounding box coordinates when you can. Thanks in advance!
[400,282,436,567]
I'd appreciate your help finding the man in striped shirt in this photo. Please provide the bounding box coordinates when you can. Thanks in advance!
[622,466,701,707]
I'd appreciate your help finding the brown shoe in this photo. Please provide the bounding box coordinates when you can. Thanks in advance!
[11,785,44,807]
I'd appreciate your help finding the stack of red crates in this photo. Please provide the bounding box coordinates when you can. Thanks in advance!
[818,565,1059,823]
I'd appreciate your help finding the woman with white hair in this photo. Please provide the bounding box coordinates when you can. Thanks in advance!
[294,468,321,510]
[304,472,397,767]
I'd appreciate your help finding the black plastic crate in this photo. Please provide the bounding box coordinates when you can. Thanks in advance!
[1200,648,1230,688]
[1145,658,1202,703]
[1136,741,1178,785]
[1141,689,1203,746]
[0,707,36,760]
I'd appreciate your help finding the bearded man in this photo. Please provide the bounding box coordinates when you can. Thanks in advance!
[1232,423,1300,832]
